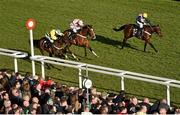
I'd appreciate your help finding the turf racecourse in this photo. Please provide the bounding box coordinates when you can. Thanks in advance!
[0,0,180,106]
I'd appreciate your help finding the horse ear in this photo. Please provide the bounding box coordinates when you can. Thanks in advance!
[88,25,92,28]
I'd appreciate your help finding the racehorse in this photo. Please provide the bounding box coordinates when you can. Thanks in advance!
[38,36,66,58]
[63,25,98,59]
[113,24,162,52]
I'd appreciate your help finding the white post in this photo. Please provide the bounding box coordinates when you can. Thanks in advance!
[121,76,124,90]
[87,88,89,106]
[14,58,18,73]
[41,61,45,79]
[167,85,170,106]
[119,73,126,91]
[29,29,36,76]
[79,67,82,88]
[84,79,92,108]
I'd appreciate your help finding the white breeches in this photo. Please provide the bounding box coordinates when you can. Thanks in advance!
[137,21,143,28]
[70,24,80,33]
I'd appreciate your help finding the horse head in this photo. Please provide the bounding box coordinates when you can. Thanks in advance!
[153,25,163,37]
[81,25,96,39]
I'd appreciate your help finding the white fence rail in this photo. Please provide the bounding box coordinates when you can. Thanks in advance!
[0,48,28,72]
[0,48,180,106]
[30,55,180,106]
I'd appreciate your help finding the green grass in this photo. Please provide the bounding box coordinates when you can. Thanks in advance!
[0,0,180,106]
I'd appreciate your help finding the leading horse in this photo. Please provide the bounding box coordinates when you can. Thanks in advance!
[113,24,162,52]
[63,25,98,59]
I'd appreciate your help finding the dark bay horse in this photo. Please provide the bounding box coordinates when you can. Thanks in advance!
[113,24,162,52]
[38,36,66,58]
[63,25,98,59]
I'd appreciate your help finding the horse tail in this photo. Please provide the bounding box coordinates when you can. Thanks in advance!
[113,25,126,31]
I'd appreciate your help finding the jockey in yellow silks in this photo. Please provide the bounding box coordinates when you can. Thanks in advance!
[48,29,64,43]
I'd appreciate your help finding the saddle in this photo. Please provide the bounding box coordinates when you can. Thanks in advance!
[68,29,81,40]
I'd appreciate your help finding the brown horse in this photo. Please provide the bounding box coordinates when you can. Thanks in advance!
[38,36,66,58]
[113,24,162,52]
[63,25,98,59]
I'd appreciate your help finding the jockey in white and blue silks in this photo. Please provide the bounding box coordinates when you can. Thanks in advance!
[69,19,84,38]
[136,13,148,38]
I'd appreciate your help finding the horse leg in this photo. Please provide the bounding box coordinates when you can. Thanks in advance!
[149,42,158,52]
[122,38,127,49]
[89,47,98,57]
[144,42,147,52]
[49,53,53,57]
[66,46,79,60]
[46,49,55,69]
[84,47,87,57]
[39,47,45,56]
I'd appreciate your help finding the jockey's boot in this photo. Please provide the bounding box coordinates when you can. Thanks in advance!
[48,39,54,47]
[138,28,143,39]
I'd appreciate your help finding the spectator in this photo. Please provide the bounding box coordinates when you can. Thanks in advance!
[113,90,126,104]
[99,105,109,114]
[30,108,36,115]
[81,105,93,115]
[175,108,180,115]
[127,96,139,114]
[22,100,30,114]
[158,99,170,114]
[159,107,167,115]
[139,97,151,113]
[4,100,12,114]
[0,73,10,92]
[21,79,31,98]
[136,105,147,115]
[117,106,128,115]
[9,87,23,106]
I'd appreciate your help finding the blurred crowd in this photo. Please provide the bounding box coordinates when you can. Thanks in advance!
[0,70,180,115]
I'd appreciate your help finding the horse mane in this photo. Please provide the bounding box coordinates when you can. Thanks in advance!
[83,24,92,29]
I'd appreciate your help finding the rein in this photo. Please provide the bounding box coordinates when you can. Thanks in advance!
[144,31,151,35]
[53,45,63,50]
[76,34,87,39]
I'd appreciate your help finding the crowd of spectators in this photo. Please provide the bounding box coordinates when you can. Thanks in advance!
[0,70,180,115]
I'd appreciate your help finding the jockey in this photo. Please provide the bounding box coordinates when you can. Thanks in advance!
[69,19,84,38]
[46,28,64,43]
[136,13,149,38]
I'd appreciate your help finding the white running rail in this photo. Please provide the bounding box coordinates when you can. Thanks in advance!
[0,48,28,72]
